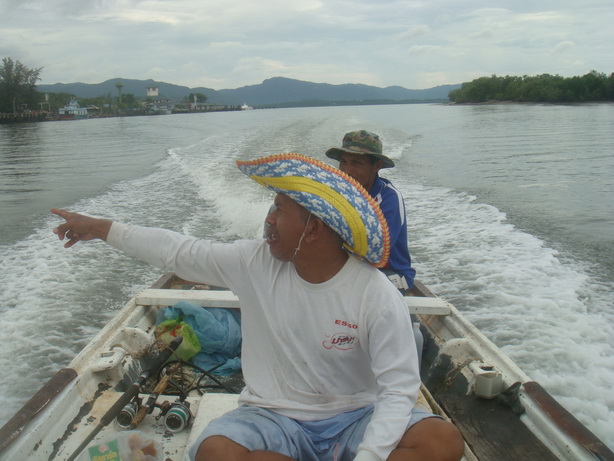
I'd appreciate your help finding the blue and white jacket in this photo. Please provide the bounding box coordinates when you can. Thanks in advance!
[369,176,415,289]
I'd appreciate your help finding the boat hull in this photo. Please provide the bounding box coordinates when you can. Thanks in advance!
[1,274,612,460]
[58,114,90,120]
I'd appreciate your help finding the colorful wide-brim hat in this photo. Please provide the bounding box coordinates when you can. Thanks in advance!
[237,153,390,267]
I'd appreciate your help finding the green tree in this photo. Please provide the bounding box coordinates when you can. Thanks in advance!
[606,73,614,100]
[0,57,43,112]
[122,93,138,109]
[582,70,607,100]
[448,71,613,103]
[186,92,208,103]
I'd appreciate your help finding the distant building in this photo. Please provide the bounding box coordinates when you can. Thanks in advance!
[144,87,173,114]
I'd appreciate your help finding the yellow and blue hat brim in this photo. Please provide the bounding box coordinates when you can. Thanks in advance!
[237,153,390,267]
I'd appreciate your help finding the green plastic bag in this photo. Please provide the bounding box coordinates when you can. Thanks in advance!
[154,318,201,362]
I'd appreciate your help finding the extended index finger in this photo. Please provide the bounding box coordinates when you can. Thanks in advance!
[51,208,70,220]
[51,208,71,238]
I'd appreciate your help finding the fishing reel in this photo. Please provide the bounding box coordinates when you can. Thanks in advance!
[160,399,193,433]
[114,397,192,433]
[115,400,140,430]
[160,399,193,432]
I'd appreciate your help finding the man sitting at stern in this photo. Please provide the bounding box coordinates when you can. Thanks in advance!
[52,153,463,461]
[326,130,415,293]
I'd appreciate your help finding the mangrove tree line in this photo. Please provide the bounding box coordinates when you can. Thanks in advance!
[449,71,614,103]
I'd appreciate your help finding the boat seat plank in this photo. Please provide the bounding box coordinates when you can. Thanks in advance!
[186,393,240,455]
[136,289,452,315]
[439,394,558,461]
[406,296,452,315]
[136,289,242,309]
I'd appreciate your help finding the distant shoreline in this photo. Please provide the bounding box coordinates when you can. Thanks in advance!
[4,100,611,124]
[447,100,614,106]
[0,106,244,125]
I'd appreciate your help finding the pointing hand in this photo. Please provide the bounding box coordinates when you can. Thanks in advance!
[51,208,112,248]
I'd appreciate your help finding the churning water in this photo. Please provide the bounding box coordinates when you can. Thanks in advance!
[1,103,613,448]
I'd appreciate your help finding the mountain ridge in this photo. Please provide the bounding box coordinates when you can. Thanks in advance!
[37,77,460,106]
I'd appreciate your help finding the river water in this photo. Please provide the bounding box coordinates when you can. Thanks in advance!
[1,104,613,449]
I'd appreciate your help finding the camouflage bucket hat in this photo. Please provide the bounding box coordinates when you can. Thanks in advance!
[325,130,395,168]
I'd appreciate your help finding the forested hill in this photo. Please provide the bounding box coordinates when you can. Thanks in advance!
[449,71,614,103]
[37,77,460,106]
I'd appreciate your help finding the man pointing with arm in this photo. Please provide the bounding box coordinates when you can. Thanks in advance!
[53,153,463,461]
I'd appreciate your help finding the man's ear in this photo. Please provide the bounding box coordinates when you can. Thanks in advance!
[304,217,324,243]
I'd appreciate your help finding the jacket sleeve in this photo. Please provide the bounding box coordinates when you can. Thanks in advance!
[378,185,405,249]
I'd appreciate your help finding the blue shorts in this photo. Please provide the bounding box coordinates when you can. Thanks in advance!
[188,405,439,461]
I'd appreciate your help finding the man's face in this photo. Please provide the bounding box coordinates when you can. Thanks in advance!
[264,193,311,261]
[338,152,382,191]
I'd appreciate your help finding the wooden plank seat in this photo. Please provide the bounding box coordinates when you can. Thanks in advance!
[136,288,452,316]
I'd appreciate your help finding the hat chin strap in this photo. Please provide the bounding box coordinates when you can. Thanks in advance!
[292,213,312,261]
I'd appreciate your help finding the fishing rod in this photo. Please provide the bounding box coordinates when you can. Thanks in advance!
[128,364,178,429]
[65,336,183,461]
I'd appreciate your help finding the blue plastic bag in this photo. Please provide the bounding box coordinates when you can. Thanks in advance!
[156,301,242,375]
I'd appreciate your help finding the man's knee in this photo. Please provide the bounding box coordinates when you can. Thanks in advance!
[398,417,465,461]
[195,435,249,461]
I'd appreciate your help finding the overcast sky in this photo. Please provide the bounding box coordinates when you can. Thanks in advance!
[1,0,612,90]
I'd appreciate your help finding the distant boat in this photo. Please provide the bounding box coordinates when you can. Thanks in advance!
[241,103,254,110]
[151,104,173,115]
[58,99,89,120]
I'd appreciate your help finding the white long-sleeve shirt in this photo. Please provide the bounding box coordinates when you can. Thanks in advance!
[107,222,420,461]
